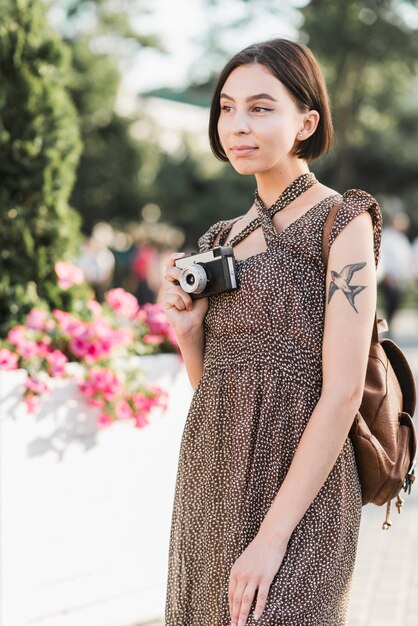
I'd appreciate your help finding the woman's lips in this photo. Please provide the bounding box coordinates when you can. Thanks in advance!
[230,146,258,157]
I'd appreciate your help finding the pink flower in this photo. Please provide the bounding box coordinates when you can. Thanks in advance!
[115,399,133,421]
[105,288,139,319]
[142,303,170,335]
[55,261,84,290]
[135,309,147,323]
[133,412,149,428]
[88,397,105,409]
[69,327,114,364]
[0,348,18,370]
[53,310,85,335]
[111,327,134,346]
[91,318,112,338]
[87,300,102,316]
[132,387,168,417]
[84,341,109,364]
[132,392,152,411]
[37,336,53,355]
[45,350,68,377]
[7,326,27,345]
[25,376,50,395]
[7,326,41,359]
[25,393,38,414]
[69,335,89,359]
[97,413,113,428]
[23,342,41,358]
[80,367,123,403]
[140,303,179,351]
[150,386,169,411]
[143,334,164,345]
[25,308,49,331]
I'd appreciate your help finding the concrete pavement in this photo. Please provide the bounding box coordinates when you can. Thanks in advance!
[141,309,418,626]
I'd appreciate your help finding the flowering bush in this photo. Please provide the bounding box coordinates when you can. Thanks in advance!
[0,263,178,429]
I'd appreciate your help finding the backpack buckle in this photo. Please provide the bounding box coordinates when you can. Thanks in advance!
[403,459,416,494]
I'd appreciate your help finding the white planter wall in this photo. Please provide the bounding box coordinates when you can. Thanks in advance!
[0,355,192,626]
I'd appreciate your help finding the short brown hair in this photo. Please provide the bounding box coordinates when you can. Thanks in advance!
[208,38,333,163]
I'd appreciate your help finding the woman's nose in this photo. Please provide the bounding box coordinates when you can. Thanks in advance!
[230,110,250,134]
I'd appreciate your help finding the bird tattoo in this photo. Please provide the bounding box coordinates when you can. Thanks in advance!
[327,262,367,313]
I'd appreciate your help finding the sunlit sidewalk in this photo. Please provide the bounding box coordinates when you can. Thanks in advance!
[140,308,418,626]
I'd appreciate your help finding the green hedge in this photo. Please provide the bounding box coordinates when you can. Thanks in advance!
[0,0,87,335]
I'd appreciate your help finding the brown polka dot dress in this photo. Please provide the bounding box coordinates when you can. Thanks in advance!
[165,173,382,626]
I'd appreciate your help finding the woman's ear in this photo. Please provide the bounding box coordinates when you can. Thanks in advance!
[298,110,320,140]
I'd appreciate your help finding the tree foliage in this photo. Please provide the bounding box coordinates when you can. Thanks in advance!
[66,37,151,233]
[49,0,162,234]
[300,0,418,233]
[0,0,86,334]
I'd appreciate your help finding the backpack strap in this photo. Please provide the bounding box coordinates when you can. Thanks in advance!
[321,203,341,268]
[321,202,384,344]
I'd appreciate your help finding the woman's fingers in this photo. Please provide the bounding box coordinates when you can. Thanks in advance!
[164,251,186,272]
[229,579,248,626]
[164,252,187,283]
[164,266,181,282]
[253,580,270,621]
[164,287,193,312]
[228,575,237,620]
[229,573,259,626]
[164,293,186,311]
[236,581,258,626]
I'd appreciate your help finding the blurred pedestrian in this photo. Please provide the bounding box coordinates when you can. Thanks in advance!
[131,243,161,304]
[379,212,414,328]
[78,237,115,302]
[162,38,382,626]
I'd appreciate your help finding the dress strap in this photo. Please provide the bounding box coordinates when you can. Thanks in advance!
[223,217,262,247]
[220,172,318,250]
[254,172,317,220]
[214,216,243,246]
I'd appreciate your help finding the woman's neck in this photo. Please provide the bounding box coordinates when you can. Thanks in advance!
[255,160,310,209]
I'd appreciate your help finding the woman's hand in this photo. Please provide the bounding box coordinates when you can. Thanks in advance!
[161,252,209,338]
[228,531,288,626]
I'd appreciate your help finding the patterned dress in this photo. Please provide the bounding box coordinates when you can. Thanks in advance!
[165,173,382,626]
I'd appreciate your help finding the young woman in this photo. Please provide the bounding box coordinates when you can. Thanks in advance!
[162,38,382,626]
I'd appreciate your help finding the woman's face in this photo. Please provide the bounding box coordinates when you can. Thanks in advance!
[217,63,311,176]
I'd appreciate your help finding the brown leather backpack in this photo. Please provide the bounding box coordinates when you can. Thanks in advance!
[322,204,417,529]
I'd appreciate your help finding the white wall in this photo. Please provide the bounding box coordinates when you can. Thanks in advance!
[0,355,192,626]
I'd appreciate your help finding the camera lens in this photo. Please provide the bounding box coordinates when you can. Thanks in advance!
[179,264,208,294]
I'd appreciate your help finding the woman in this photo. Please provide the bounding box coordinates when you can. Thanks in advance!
[162,38,382,626]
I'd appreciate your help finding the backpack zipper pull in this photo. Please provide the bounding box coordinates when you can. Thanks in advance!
[382,500,392,530]
[395,494,404,514]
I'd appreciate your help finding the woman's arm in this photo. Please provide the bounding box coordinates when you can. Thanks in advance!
[174,327,205,390]
[228,210,376,626]
[161,252,208,390]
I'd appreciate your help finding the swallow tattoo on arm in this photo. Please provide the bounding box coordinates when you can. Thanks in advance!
[327,262,367,313]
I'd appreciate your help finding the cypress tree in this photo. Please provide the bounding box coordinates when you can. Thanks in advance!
[0,0,84,335]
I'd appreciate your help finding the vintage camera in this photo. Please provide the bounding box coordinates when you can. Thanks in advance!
[174,246,238,299]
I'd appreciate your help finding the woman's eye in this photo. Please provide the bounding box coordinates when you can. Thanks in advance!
[220,104,272,113]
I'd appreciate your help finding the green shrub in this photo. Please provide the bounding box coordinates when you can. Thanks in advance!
[0,0,87,335]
